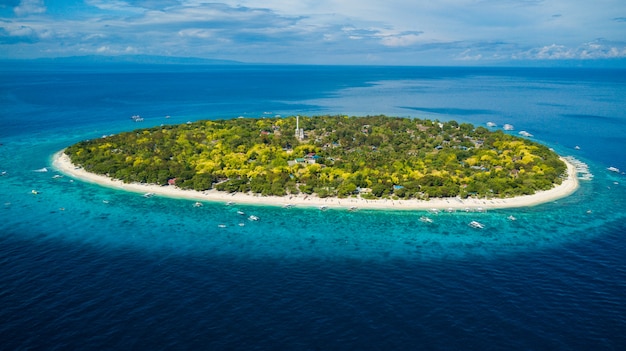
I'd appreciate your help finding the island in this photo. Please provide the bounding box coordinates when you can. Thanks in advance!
[54,115,579,210]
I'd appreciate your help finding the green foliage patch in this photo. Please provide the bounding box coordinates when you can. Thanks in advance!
[65,115,566,199]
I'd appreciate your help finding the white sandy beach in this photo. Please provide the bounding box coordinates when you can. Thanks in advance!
[52,150,579,211]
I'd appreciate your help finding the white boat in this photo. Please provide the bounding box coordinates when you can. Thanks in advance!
[31,189,39,195]
[237,210,245,215]
[34,167,48,173]
[607,166,620,173]
[574,145,581,150]
[503,124,514,131]
[217,224,227,228]
[486,122,497,127]
[143,192,155,198]
[193,202,203,207]
[248,215,259,221]
[428,208,440,214]
[283,204,294,209]
[468,220,485,229]
[348,206,358,212]
[518,131,533,137]
[565,156,594,181]
[507,215,517,221]
[419,216,433,223]
[319,205,328,211]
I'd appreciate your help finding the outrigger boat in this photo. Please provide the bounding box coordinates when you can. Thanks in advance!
[468,221,485,229]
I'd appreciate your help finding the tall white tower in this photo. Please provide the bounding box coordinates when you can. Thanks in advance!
[295,115,304,140]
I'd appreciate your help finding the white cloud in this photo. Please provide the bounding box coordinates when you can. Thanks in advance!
[519,41,626,60]
[2,1,626,64]
[6,24,36,37]
[380,32,423,47]
[178,29,217,39]
[13,0,46,16]
[457,49,483,61]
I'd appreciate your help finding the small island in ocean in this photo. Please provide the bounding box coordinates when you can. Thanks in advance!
[63,115,568,202]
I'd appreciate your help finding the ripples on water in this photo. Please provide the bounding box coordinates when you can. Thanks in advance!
[1,227,625,350]
[1,66,625,349]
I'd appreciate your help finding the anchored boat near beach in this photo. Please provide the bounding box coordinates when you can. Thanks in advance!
[607,166,620,173]
[468,221,485,229]
[419,216,434,223]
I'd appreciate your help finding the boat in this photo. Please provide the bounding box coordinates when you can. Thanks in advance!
[131,115,144,122]
[237,210,245,215]
[507,215,517,221]
[31,189,39,195]
[428,208,440,214]
[143,192,155,198]
[607,166,620,173]
[565,156,594,181]
[419,216,433,223]
[283,204,294,209]
[518,131,533,137]
[574,145,581,150]
[319,205,328,211]
[503,124,514,131]
[34,167,48,173]
[193,202,203,207]
[226,201,235,206]
[468,221,485,229]
[217,224,227,228]
[486,122,497,127]
[348,206,358,212]
[248,215,259,221]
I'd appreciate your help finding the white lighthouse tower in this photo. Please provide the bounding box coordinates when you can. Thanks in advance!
[295,115,304,140]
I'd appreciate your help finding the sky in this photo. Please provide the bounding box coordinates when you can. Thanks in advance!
[1,0,625,65]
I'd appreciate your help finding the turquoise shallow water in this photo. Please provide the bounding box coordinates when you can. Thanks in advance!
[1,106,623,261]
[7,158,621,259]
[1,65,625,349]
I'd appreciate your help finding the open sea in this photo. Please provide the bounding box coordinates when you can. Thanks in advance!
[1,64,625,350]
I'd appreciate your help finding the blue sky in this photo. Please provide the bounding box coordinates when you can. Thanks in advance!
[1,0,625,65]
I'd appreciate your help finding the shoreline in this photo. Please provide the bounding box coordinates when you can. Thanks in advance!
[51,150,579,211]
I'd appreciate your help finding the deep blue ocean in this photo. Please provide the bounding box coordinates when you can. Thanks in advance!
[1,64,625,350]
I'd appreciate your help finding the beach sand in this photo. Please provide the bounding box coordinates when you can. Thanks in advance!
[52,150,579,211]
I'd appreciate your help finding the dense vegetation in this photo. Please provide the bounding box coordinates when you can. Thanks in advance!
[65,115,567,199]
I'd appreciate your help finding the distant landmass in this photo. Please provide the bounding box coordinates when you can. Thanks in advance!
[1,55,245,66]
